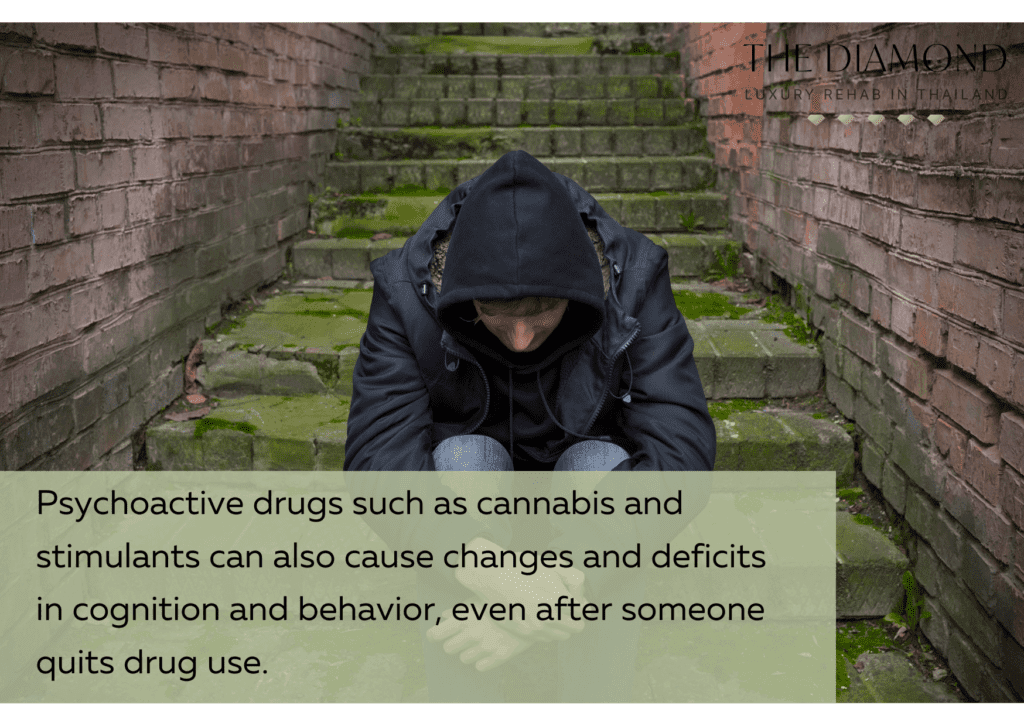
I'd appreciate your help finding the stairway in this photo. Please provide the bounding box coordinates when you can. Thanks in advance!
[139,22,961,703]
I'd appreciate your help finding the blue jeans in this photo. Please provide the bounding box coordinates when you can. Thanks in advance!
[432,435,629,472]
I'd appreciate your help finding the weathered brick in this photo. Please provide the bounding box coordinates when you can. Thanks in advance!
[1001,412,1024,476]
[101,103,152,140]
[977,339,1015,400]
[947,323,980,375]
[75,148,132,188]
[861,437,885,485]
[72,383,104,432]
[37,23,96,49]
[877,337,932,400]
[1006,290,1024,347]
[955,224,1024,285]
[913,307,947,358]
[944,473,1014,564]
[826,371,854,419]
[0,102,35,147]
[38,102,102,142]
[0,255,28,307]
[994,574,1024,648]
[976,175,1024,226]
[148,28,189,64]
[887,255,936,307]
[2,49,55,95]
[97,23,149,59]
[881,460,908,515]
[938,270,1003,333]
[850,271,871,313]
[1014,354,1024,411]
[54,56,113,99]
[870,286,892,329]
[840,311,875,363]
[901,213,955,264]
[918,173,974,216]
[0,207,32,254]
[940,567,1002,670]
[0,151,75,199]
[965,439,1004,507]
[936,416,968,475]
[160,67,197,100]
[933,369,1001,444]
[132,145,170,182]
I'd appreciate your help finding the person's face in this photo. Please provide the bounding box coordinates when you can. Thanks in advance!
[472,299,569,353]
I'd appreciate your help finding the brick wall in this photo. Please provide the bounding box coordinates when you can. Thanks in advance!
[679,22,1024,701]
[0,23,380,471]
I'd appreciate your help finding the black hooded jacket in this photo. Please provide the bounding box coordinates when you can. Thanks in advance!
[343,150,715,473]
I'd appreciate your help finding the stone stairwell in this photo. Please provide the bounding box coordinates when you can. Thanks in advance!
[140,22,961,702]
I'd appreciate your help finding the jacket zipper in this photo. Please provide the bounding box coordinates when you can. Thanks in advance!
[584,324,641,433]
[444,345,491,435]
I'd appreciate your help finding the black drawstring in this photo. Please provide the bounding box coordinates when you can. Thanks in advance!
[613,350,633,403]
[536,370,609,441]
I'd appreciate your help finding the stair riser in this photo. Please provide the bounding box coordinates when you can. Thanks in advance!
[339,126,709,162]
[360,74,684,101]
[388,22,668,38]
[327,158,716,195]
[351,98,695,128]
[374,53,677,77]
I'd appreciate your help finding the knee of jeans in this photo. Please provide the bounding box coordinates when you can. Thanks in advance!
[433,435,513,471]
[554,440,630,472]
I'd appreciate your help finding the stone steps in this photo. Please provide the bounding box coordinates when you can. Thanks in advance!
[310,191,728,238]
[386,22,669,39]
[337,125,710,161]
[327,156,715,195]
[352,96,695,128]
[359,73,684,100]
[292,234,739,283]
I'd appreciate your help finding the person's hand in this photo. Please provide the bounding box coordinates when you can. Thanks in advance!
[454,538,588,642]
[426,608,533,672]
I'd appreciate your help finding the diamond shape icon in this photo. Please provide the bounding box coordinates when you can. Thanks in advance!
[867,114,884,126]
[808,114,825,126]
[897,114,915,126]
[927,114,945,126]
[837,114,854,125]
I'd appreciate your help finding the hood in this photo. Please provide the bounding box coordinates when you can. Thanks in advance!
[436,151,606,372]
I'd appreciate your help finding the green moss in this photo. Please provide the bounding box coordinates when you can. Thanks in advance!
[852,513,878,529]
[673,289,751,320]
[193,418,258,440]
[702,245,741,282]
[296,307,369,322]
[812,412,827,419]
[707,399,765,420]
[836,487,863,503]
[331,223,376,239]
[396,35,595,55]
[332,343,359,352]
[762,296,820,347]
[836,620,893,699]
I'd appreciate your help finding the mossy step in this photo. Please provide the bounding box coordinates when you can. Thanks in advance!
[387,35,597,56]
[311,192,727,239]
[149,397,850,478]
[835,511,909,618]
[337,125,709,162]
[689,319,823,400]
[387,22,669,39]
[146,394,350,471]
[839,652,962,702]
[714,410,854,486]
[373,50,677,77]
[327,156,715,195]
[293,235,738,283]
[359,73,683,101]
[351,96,696,128]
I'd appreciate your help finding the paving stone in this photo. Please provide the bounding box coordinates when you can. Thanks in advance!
[836,511,909,618]
[840,652,962,702]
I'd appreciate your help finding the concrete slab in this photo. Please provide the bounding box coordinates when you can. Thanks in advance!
[215,291,371,350]
[836,511,908,618]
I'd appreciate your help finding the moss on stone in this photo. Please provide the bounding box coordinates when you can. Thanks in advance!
[762,295,820,347]
[395,35,595,55]
[194,418,259,440]
[673,289,751,320]
[836,620,893,699]
[707,398,765,420]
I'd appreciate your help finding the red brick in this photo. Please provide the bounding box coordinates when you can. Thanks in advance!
[937,270,1002,333]
[944,473,1014,564]
[1002,412,1024,476]
[955,224,1024,285]
[191,106,224,137]
[218,43,247,73]
[0,255,28,307]
[0,103,36,147]
[54,56,113,100]
[933,368,1001,444]
[948,323,980,375]
[913,307,947,357]
[0,206,32,253]
[936,416,968,474]
[977,339,1015,400]
[890,295,915,342]
[93,231,146,275]
[126,185,171,224]
[976,175,1024,226]
[188,36,220,68]
[994,574,1024,645]
[878,337,933,400]
[132,145,170,182]
[38,102,102,142]
[918,173,975,216]
[1,49,55,95]
[160,67,197,99]
[75,148,132,189]
[29,202,65,246]
[98,189,127,230]
[69,195,101,236]
[97,23,148,59]
[1014,354,1024,410]
[840,311,876,363]
[148,28,189,64]
[901,214,955,264]
[1003,465,1024,531]
[152,106,191,139]
[871,164,916,206]
[111,61,160,99]
[101,103,152,141]
[198,70,230,102]
[1016,529,1024,584]
[1005,290,1024,346]
[965,439,1003,507]
[27,239,94,294]
[37,23,96,49]
[887,255,936,307]
[992,117,1024,168]
[0,150,75,199]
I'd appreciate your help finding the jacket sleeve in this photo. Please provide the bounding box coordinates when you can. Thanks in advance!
[612,252,717,473]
